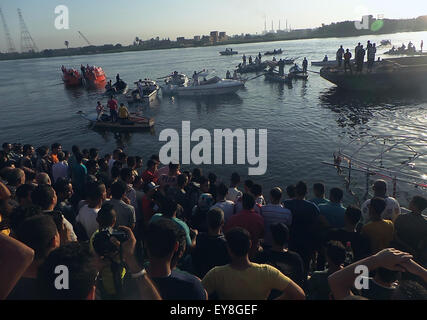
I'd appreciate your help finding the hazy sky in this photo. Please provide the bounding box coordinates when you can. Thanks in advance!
[1,0,427,51]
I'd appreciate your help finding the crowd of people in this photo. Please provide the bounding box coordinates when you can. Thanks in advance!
[335,40,379,73]
[0,141,426,300]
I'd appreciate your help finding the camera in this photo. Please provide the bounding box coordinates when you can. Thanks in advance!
[92,228,128,256]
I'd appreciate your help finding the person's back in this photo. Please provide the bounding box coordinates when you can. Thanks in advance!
[318,188,346,228]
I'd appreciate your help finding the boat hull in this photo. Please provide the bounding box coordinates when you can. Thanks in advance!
[163,80,244,96]
[81,112,154,131]
[265,73,291,84]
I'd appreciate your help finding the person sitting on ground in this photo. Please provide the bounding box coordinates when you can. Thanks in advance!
[307,241,346,300]
[318,187,346,229]
[202,227,305,300]
[392,195,427,266]
[328,248,427,300]
[146,218,207,300]
[361,180,401,225]
[310,183,329,206]
[76,181,107,240]
[7,215,60,300]
[261,187,292,248]
[108,180,136,231]
[192,207,230,278]
[226,172,242,203]
[361,197,394,254]
[224,193,264,259]
[255,223,305,290]
[210,183,235,224]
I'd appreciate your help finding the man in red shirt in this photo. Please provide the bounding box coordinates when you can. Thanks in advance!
[224,193,265,258]
[107,96,118,123]
[141,159,159,185]
[141,182,160,228]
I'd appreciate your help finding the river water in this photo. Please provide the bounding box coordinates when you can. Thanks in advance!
[1,31,426,207]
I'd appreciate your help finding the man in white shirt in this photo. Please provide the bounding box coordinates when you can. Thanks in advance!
[52,152,69,183]
[76,181,106,239]
[211,183,235,223]
[226,172,242,203]
[261,187,292,247]
[361,180,401,225]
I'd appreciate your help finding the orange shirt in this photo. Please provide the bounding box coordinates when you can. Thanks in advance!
[51,154,59,164]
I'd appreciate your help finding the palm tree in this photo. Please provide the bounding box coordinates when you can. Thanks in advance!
[64,40,69,49]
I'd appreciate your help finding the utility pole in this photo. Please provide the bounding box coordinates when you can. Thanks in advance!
[0,7,16,53]
[17,8,38,53]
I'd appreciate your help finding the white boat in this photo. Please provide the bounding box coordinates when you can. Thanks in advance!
[126,80,159,104]
[162,76,245,96]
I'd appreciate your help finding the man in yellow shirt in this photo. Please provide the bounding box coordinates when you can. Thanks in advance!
[361,197,394,254]
[118,103,130,123]
[202,227,305,300]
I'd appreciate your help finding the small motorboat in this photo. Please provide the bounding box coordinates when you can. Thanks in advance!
[264,49,283,56]
[105,80,128,95]
[288,65,309,80]
[61,67,82,87]
[82,66,107,88]
[162,75,245,96]
[220,49,238,56]
[283,58,296,65]
[380,40,392,46]
[126,80,159,104]
[264,71,292,84]
[236,61,269,73]
[78,111,154,130]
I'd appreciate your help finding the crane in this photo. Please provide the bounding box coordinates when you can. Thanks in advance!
[78,31,92,46]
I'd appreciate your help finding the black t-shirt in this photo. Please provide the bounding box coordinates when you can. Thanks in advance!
[192,233,230,278]
[254,249,305,288]
[325,228,371,262]
[360,278,397,300]
[7,277,39,300]
[307,270,332,300]
[394,213,427,263]
[151,270,206,300]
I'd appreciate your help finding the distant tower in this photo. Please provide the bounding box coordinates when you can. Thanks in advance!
[17,8,38,53]
[271,20,274,32]
[279,20,281,31]
[286,19,288,32]
[264,16,267,34]
[0,7,16,53]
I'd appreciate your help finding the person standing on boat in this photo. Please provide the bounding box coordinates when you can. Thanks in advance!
[356,45,365,72]
[278,59,285,76]
[355,43,362,60]
[421,40,424,52]
[107,96,119,123]
[302,58,308,73]
[323,55,328,62]
[249,56,253,64]
[233,70,238,80]
[192,71,199,86]
[344,49,352,74]
[243,54,247,65]
[96,101,105,120]
[258,52,262,61]
[336,45,344,67]
[226,70,231,79]
[80,65,86,79]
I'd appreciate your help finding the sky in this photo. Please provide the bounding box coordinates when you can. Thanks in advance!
[1,0,427,51]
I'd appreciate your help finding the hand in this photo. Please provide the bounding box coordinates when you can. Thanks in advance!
[122,195,131,205]
[373,248,413,272]
[399,259,427,281]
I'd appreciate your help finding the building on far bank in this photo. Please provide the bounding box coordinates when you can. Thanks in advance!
[177,37,185,43]
[194,35,201,41]
[210,31,219,43]
[219,32,228,41]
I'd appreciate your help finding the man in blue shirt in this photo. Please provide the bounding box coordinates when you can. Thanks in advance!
[310,183,330,206]
[319,188,346,229]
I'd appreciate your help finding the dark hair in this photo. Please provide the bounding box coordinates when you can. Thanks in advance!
[225,227,251,257]
[146,159,156,169]
[127,156,136,168]
[16,215,58,260]
[313,183,325,197]
[111,180,127,199]
[86,181,105,202]
[270,223,289,246]
[85,160,98,173]
[326,241,346,267]
[199,176,208,185]
[32,185,56,210]
[9,205,43,232]
[111,166,121,180]
[120,167,133,182]
[376,267,400,284]
[23,144,33,155]
[270,187,282,202]
[177,174,188,188]
[51,143,61,151]
[53,178,71,195]
[411,195,427,212]
[7,168,25,186]
[57,151,65,162]
[150,154,160,162]
[37,242,97,300]
[242,193,255,210]
[118,152,127,162]
[168,162,179,171]
[97,203,117,228]
[330,187,344,202]
[370,197,386,216]
[244,179,254,189]
[345,206,362,225]
[207,208,224,230]
[163,199,178,218]
[208,172,217,183]
[250,184,262,197]
[145,218,186,259]
[295,181,307,197]
[89,148,98,160]
[230,172,240,185]
[192,168,202,182]
[217,183,228,198]
[16,183,35,201]
[286,184,296,198]
[72,145,80,155]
